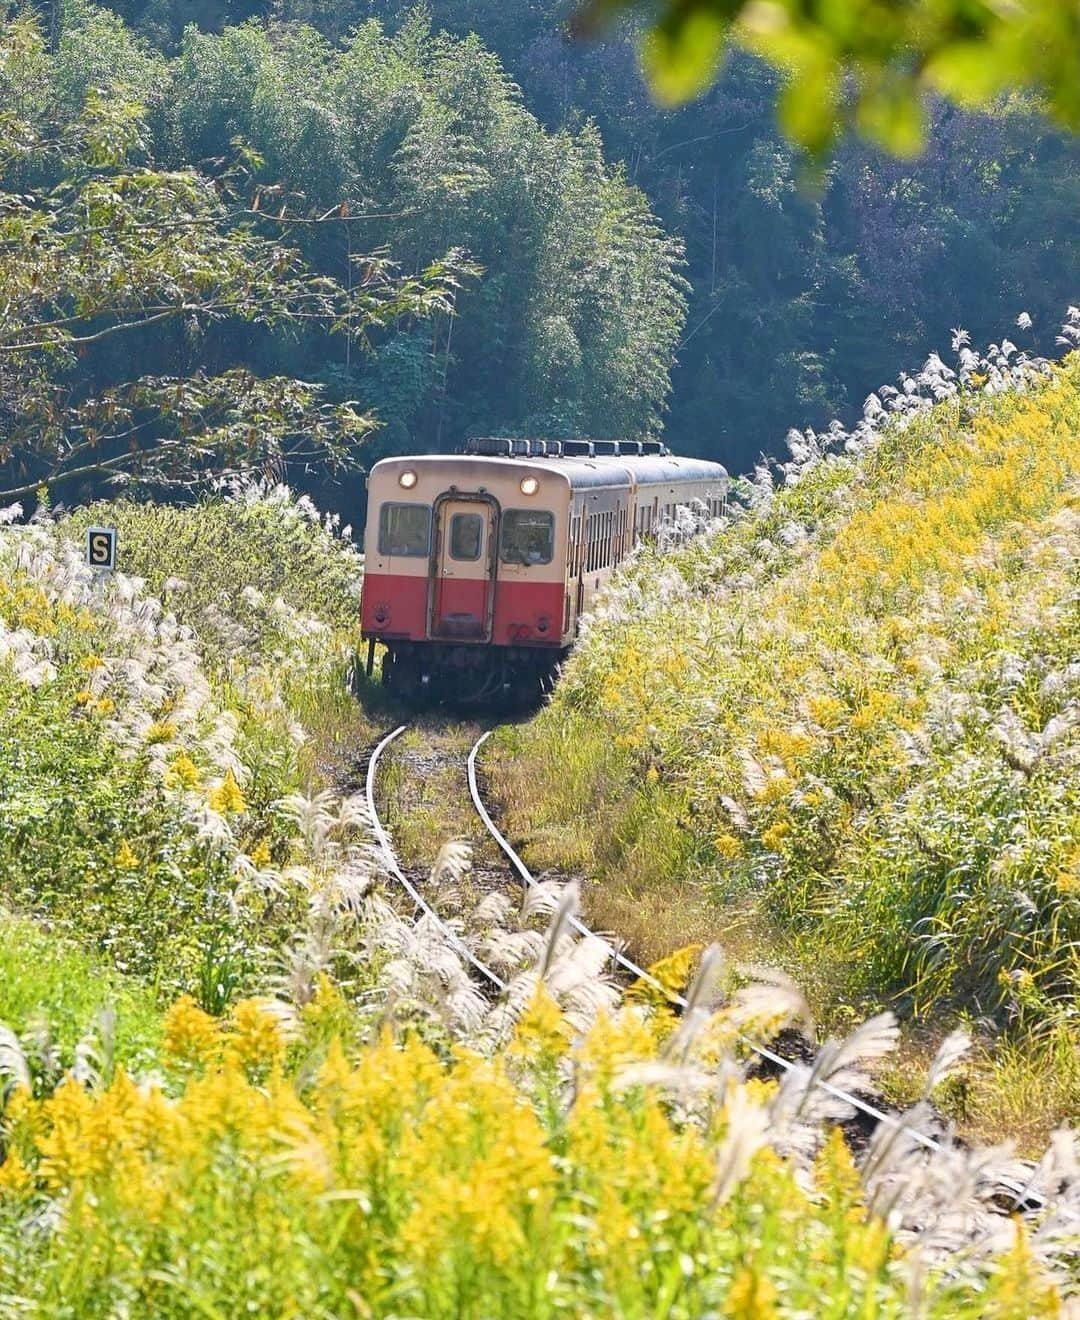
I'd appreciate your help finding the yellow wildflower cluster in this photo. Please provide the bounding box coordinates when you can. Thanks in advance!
[114,839,139,870]
[0,992,1064,1315]
[0,578,97,638]
[162,996,290,1078]
[208,767,247,814]
[163,995,221,1067]
[626,942,704,1007]
[715,832,743,859]
[165,751,202,789]
[757,727,814,770]
[248,837,273,868]
[760,820,791,853]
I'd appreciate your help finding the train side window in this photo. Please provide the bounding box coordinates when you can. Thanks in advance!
[501,509,554,565]
[378,502,431,557]
[449,512,483,561]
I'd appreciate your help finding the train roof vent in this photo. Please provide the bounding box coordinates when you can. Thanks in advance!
[528,439,548,457]
[617,440,643,456]
[510,438,531,457]
[592,439,619,456]
[640,439,664,455]
[544,439,563,456]
[466,436,513,457]
[562,439,594,457]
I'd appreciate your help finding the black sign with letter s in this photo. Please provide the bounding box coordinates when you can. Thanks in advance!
[86,527,117,570]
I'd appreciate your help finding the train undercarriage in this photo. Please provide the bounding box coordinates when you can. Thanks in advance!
[366,639,566,706]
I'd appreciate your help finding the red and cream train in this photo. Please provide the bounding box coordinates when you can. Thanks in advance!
[360,438,728,702]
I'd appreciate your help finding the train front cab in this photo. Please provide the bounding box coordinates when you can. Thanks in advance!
[361,457,570,702]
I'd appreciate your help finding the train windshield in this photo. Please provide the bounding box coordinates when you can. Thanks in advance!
[378,502,431,557]
[500,509,554,566]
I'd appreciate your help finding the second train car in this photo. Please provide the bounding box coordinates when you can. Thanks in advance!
[360,438,727,702]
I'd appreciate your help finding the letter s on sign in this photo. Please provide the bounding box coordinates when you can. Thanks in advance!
[86,527,115,569]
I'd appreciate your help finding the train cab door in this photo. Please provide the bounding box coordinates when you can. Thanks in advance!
[429,494,498,642]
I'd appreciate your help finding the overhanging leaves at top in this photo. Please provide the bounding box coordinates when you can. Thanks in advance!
[575,0,1080,156]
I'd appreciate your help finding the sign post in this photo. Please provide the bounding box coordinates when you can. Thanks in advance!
[86,526,117,572]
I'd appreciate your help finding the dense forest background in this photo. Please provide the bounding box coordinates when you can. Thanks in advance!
[5,0,1080,499]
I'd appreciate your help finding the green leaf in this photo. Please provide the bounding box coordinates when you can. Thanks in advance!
[642,11,727,106]
[777,59,840,157]
[855,81,926,159]
[924,40,1013,108]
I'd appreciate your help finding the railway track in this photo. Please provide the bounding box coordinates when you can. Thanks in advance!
[366,721,1054,1215]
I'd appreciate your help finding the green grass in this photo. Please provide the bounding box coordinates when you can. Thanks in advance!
[0,911,163,1085]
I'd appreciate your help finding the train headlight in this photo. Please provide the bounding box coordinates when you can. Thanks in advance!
[398,469,418,489]
[519,476,539,496]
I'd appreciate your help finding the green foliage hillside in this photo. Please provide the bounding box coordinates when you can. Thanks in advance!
[0,3,686,509]
[339,3,1080,472]
[494,329,1080,1136]
[15,2,1080,479]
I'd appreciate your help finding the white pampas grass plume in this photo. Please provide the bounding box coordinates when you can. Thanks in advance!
[0,1023,31,1090]
[924,1029,971,1097]
[729,964,813,1036]
[713,1087,772,1205]
[430,839,472,889]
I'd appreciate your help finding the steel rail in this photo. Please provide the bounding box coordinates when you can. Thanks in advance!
[365,724,508,992]
[467,730,1052,1211]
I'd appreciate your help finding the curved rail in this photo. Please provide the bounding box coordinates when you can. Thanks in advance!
[467,730,1052,1210]
[365,725,508,992]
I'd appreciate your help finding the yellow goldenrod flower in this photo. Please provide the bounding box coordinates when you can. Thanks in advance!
[626,942,704,1007]
[714,832,743,859]
[163,995,221,1069]
[0,1149,34,1198]
[249,838,273,868]
[761,820,791,852]
[509,984,572,1061]
[724,1265,779,1319]
[209,767,247,814]
[227,998,287,1074]
[165,752,201,790]
[114,839,139,870]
